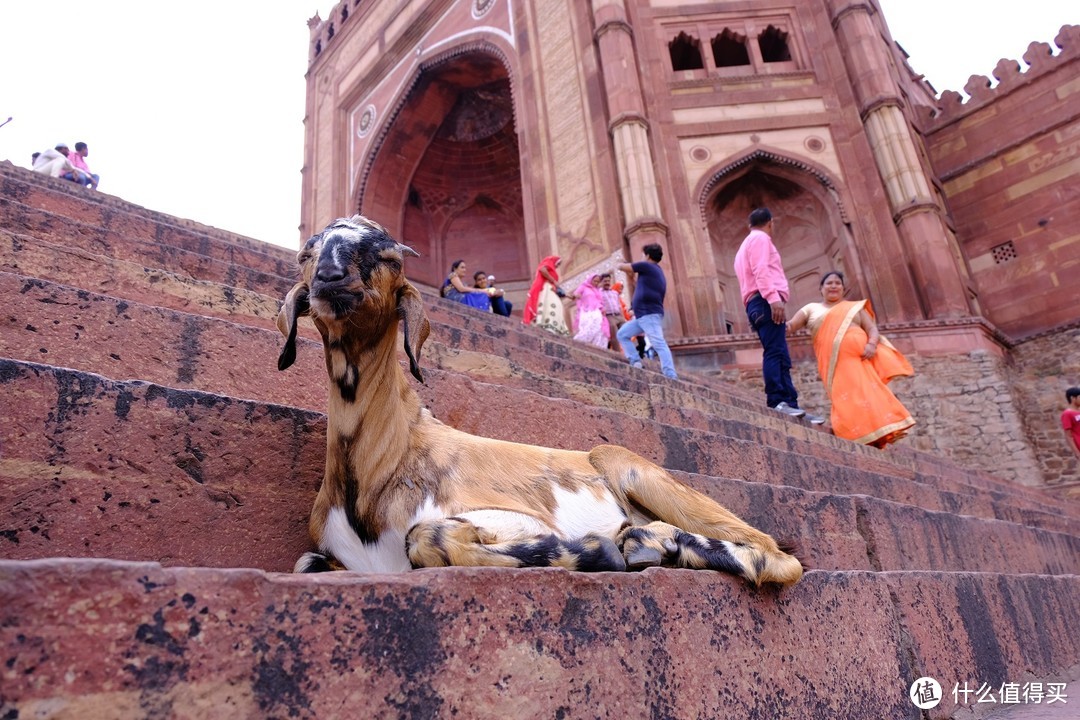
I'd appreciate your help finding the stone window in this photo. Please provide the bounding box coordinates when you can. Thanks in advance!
[758,25,791,63]
[712,29,750,68]
[669,32,705,72]
[663,16,800,79]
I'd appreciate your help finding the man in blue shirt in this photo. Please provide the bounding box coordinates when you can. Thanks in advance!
[616,243,678,379]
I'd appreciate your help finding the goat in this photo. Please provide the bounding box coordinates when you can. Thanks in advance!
[277,215,804,587]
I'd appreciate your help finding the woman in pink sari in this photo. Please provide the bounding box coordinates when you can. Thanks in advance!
[788,271,915,447]
[572,273,610,348]
[522,255,569,333]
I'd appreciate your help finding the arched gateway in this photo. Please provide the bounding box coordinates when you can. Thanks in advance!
[358,49,527,289]
[701,155,859,334]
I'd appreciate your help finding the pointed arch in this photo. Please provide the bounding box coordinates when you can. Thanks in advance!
[356,41,527,288]
[696,149,863,334]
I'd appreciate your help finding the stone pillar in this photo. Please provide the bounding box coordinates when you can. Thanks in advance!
[829,0,971,318]
[591,0,667,258]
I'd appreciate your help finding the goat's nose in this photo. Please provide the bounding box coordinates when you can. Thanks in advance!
[315,263,346,283]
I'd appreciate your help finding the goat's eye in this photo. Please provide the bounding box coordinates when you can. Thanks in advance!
[382,257,401,271]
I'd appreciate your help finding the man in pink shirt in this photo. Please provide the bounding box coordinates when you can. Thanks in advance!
[63,141,99,189]
[734,207,824,424]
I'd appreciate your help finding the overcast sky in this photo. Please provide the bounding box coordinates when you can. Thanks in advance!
[0,1,1073,250]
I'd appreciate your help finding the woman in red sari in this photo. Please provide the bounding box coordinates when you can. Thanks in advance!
[522,255,569,333]
[787,271,915,447]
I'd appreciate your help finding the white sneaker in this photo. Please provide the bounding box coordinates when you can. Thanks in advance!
[804,412,826,425]
[773,402,806,418]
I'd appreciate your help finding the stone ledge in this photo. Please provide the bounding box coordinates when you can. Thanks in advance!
[0,559,1077,720]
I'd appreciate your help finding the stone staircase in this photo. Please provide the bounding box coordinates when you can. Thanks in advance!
[1,161,1078,719]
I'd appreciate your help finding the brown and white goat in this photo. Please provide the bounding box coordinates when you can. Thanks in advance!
[277,215,804,586]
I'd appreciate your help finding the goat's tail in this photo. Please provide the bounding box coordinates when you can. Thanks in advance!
[294,551,343,573]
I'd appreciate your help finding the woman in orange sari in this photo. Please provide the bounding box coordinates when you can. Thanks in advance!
[787,271,915,447]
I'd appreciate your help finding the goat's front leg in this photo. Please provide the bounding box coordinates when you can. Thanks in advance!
[406,517,626,572]
[617,521,781,584]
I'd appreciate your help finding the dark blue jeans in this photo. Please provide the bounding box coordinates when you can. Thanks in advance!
[746,294,798,408]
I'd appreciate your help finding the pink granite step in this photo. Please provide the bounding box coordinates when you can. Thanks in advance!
[0,559,1076,720]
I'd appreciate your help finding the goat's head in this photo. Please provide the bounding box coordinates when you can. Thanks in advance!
[276,215,429,382]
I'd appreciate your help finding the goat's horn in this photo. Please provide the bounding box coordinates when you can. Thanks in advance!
[397,243,420,258]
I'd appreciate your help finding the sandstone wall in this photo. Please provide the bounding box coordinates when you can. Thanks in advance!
[1008,324,1080,488]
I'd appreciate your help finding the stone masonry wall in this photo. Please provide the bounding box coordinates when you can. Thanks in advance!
[714,349,1046,487]
[1008,324,1080,488]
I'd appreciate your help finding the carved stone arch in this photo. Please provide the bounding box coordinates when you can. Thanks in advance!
[695,147,850,226]
[354,39,518,216]
[357,40,527,288]
[696,149,863,334]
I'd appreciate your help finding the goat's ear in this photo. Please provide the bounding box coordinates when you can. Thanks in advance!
[277,283,310,371]
[397,282,429,383]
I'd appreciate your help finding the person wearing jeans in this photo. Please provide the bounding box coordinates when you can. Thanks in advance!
[734,207,825,424]
[616,243,678,380]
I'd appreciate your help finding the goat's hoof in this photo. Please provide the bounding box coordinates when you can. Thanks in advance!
[625,546,663,570]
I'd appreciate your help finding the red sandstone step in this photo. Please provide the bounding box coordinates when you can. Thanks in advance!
[0,231,299,339]
[2,359,1078,574]
[0,161,298,258]
[0,162,299,272]
[0,201,296,298]
[4,272,1074,531]
[0,559,1076,720]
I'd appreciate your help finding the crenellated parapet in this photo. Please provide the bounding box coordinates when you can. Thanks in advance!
[927,24,1079,125]
[307,0,358,65]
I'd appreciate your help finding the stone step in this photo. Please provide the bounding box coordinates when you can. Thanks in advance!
[0,230,285,334]
[0,200,296,298]
[0,266,1070,530]
[0,161,298,269]
[4,271,1073,531]
[0,558,1077,720]
[2,359,1078,575]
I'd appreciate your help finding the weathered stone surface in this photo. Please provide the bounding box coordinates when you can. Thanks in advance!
[1,560,1077,720]
[892,572,1080,719]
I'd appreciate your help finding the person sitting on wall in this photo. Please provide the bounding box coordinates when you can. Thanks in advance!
[473,271,513,317]
[32,143,77,179]
[441,259,495,307]
[62,141,99,189]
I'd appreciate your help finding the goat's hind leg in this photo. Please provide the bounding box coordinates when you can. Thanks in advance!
[406,517,626,571]
[590,445,804,586]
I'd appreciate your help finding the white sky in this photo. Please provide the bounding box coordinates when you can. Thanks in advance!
[0,1,1074,250]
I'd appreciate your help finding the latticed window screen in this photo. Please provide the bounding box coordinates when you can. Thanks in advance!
[992,241,1017,264]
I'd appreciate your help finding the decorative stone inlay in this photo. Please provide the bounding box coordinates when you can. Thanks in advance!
[689,146,711,162]
[472,0,496,20]
[804,136,825,153]
[357,105,376,138]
